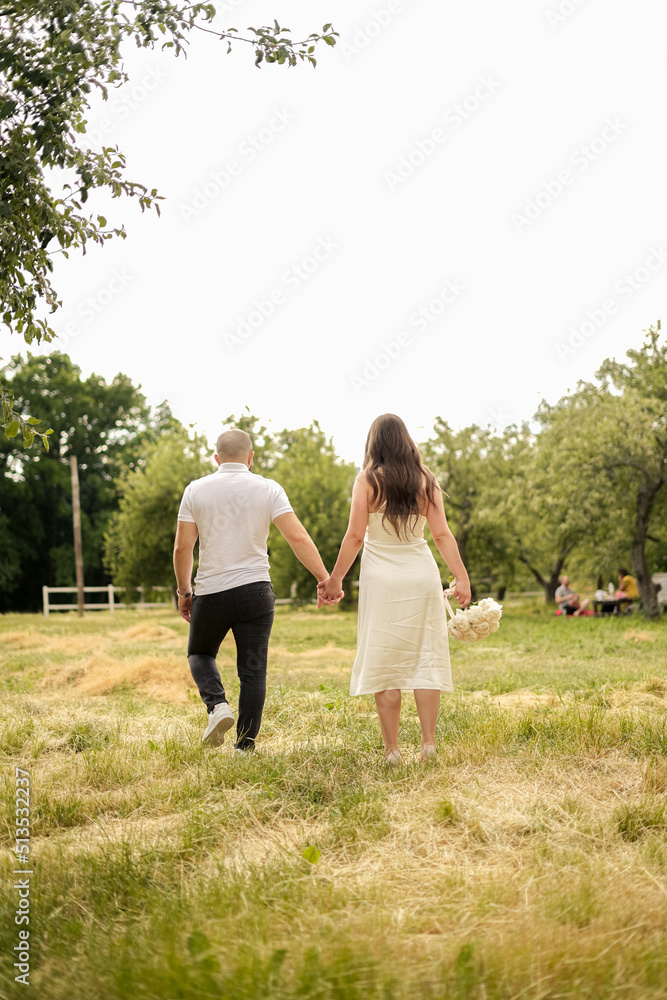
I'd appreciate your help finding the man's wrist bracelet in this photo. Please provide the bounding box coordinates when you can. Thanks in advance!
[176,590,192,598]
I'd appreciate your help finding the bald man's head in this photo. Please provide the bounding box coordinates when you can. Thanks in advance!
[215,429,253,464]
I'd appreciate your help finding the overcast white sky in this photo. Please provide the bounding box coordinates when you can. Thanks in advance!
[4,0,666,465]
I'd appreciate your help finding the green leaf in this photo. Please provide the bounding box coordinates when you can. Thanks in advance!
[302,845,321,864]
[5,420,20,439]
[1,4,338,350]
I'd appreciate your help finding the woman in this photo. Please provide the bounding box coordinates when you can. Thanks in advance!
[320,414,471,764]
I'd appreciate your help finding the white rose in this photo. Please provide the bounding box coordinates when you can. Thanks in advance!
[465,605,485,625]
[478,598,494,612]
[484,608,502,624]
[453,611,471,632]
[460,629,479,643]
[471,620,491,637]
[487,620,500,633]
[448,624,464,641]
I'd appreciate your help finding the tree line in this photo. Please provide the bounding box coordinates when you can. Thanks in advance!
[1,323,665,616]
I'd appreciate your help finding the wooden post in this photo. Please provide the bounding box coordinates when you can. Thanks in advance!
[70,455,85,618]
[43,585,49,618]
[108,584,115,614]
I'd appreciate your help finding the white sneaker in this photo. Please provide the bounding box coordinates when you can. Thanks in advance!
[202,703,234,746]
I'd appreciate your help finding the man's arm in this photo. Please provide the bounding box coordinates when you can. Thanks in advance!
[173,520,198,622]
[272,512,329,591]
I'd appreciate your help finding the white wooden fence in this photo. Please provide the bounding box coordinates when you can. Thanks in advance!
[42,585,175,617]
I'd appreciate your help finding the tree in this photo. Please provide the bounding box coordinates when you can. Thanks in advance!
[538,321,666,617]
[103,417,357,603]
[1,2,337,439]
[103,427,210,592]
[266,423,358,602]
[0,378,52,449]
[506,425,602,604]
[218,410,281,473]
[420,421,523,599]
[0,351,172,611]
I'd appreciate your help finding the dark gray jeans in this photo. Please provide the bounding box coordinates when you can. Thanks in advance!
[187,581,275,749]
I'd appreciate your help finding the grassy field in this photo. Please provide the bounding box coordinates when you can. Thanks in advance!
[1,601,666,999]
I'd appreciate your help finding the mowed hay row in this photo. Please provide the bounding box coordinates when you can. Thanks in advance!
[475,678,667,713]
[39,652,197,704]
[113,623,180,643]
[0,629,113,656]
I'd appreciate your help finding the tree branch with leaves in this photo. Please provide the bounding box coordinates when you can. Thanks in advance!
[0,1,337,443]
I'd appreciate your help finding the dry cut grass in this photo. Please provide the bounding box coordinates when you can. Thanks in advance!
[0,607,666,999]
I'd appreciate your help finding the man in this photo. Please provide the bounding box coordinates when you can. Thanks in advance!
[555,575,590,616]
[615,566,639,612]
[173,428,342,752]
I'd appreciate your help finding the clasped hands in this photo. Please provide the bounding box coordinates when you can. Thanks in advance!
[316,576,344,609]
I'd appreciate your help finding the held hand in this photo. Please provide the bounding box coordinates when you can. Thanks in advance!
[316,582,337,609]
[452,578,471,610]
[178,594,192,622]
[317,577,344,608]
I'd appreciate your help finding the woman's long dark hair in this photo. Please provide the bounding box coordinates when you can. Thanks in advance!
[363,413,440,539]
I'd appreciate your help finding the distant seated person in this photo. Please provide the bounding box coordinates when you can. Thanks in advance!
[615,567,639,611]
[555,575,590,616]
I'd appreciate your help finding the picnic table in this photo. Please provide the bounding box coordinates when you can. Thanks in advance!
[593,596,631,615]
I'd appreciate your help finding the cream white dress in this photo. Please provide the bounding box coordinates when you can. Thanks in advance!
[349,505,454,696]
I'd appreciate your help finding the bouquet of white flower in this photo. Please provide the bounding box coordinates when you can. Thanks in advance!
[443,584,503,643]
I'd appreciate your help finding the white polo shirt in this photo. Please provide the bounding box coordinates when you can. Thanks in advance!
[177,463,293,595]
